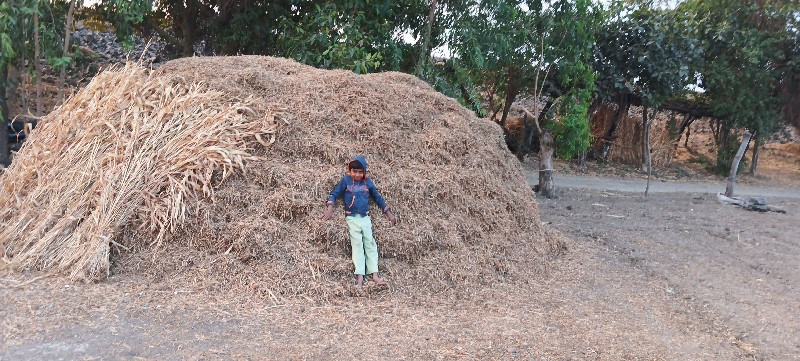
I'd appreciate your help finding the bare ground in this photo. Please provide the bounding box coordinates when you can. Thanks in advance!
[2,169,799,360]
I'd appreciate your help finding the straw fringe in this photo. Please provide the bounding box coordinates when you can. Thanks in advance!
[0,63,284,281]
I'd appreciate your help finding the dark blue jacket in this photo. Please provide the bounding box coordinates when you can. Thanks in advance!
[327,156,389,217]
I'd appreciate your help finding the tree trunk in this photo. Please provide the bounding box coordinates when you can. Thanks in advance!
[602,95,630,162]
[57,0,77,103]
[641,105,648,171]
[684,122,691,147]
[499,75,518,127]
[517,100,553,160]
[515,111,530,161]
[18,46,27,112]
[578,150,587,170]
[724,131,753,197]
[642,107,653,196]
[716,120,732,171]
[538,128,556,198]
[750,134,761,176]
[0,62,11,166]
[180,0,198,57]
[415,0,437,77]
[712,119,723,148]
[673,113,694,151]
[34,0,42,115]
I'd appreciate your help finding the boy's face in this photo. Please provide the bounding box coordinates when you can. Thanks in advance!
[349,168,365,181]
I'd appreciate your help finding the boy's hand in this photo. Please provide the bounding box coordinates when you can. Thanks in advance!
[386,210,396,225]
[321,205,334,221]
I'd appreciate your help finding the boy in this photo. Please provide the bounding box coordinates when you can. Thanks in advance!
[321,156,396,288]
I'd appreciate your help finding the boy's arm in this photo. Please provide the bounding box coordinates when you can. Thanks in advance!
[322,177,346,220]
[327,177,347,205]
[366,179,389,211]
[367,179,396,224]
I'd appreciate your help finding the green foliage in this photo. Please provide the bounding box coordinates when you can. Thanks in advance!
[444,0,600,158]
[548,0,599,159]
[0,2,21,65]
[680,0,798,171]
[1,0,72,123]
[94,0,151,51]
[427,58,487,116]
[688,153,714,168]
[594,1,703,107]
[276,1,415,73]
[0,0,72,65]
[448,0,541,104]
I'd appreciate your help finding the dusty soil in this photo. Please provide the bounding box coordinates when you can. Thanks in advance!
[2,165,799,360]
[5,25,798,360]
[538,186,800,360]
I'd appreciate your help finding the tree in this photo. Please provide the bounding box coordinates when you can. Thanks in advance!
[592,2,702,163]
[448,0,539,128]
[34,0,41,115]
[0,0,72,164]
[415,0,438,76]
[90,0,433,73]
[680,0,798,173]
[518,0,598,198]
[447,0,600,198]
[277,1,434,73]
[56,0,75,103]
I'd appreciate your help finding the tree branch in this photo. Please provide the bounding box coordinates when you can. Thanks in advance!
[144,15,181,48]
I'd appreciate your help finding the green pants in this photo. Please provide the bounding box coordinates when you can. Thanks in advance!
[346,215,378,275]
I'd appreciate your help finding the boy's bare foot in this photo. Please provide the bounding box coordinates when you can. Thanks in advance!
[371,273,387,286]
[355,274,364,288]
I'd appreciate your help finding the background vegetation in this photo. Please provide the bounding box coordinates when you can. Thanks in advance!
[2,0,798,184]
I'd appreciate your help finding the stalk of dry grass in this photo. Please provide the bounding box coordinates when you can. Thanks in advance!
[0,63,283,281]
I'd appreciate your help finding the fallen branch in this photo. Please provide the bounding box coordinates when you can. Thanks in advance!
[716,193,786,213]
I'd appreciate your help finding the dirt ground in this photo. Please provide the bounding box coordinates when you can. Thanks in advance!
[2,160,798,360]
[4,41,799,360]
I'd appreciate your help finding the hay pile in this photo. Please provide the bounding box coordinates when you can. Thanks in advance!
[2,56,560,299]
[0,63,283,280]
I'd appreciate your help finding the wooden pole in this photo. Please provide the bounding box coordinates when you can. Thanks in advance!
[724,131,753,197]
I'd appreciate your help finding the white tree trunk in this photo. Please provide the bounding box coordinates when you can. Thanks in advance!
[642,107,653,196]
[538,128,555,198]
[724,131,753,197]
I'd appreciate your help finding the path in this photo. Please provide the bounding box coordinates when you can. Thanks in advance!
[526,173,800,199]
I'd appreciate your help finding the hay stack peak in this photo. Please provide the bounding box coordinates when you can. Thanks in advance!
[1,56,558,298]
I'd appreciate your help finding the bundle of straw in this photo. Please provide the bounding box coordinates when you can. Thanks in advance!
[0,63,283,281]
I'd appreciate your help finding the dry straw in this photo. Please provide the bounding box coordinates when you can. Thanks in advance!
[0,62,283,280]
[591,104,675,167]
[2,56,561,299]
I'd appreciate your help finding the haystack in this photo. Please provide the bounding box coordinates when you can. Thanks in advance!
[0,56,561,299]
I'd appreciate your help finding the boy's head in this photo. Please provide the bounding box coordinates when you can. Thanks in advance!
[348,159,366,181]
